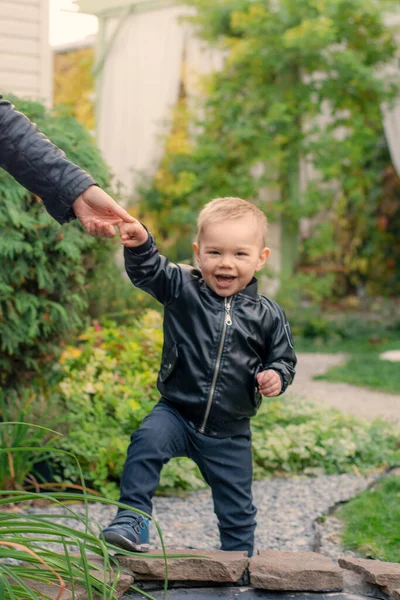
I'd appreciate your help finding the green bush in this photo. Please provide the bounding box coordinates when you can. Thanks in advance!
[252,399,400,477]
[0,95,114,386]
[0,389,61,490]
[288,304,400,349]
[86,250,161,323]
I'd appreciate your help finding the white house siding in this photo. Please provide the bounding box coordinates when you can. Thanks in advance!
[96,4,189,196]
[0,0,52,104]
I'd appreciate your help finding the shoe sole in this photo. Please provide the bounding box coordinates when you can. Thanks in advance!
[103,531,150,553]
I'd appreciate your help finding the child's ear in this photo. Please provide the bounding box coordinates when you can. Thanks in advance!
[193,242,200,263]
[256,247,270,271]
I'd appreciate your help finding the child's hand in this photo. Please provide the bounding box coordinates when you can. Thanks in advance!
[118,220,148,247]
[256,369,282,397]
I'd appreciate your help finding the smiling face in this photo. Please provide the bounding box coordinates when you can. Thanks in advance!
[193,215,270,297]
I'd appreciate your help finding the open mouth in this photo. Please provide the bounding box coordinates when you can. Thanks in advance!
[215,274,236,287]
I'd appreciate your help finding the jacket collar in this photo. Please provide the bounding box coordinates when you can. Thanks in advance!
[199,276,259,300]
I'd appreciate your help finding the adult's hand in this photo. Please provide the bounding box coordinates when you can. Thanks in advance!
[72,185,135,237]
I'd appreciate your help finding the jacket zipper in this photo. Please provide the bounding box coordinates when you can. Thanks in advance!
[199,297,232,433]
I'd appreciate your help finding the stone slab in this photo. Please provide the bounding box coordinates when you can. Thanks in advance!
[118,549,249,582]
[122,589,370,600]
[342,570,388,599]
[339,557,400,588]
[17,556,133,600]
[250,550,343,591]
[16,573,133,600]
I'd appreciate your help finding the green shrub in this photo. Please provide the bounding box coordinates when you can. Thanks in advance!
[0,390,61,490]
[86,250,161,323]
[288,305,400,350]
[0,95,114,386]
[252,399,400,477]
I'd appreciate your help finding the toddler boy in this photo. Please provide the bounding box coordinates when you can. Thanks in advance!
[102,197,296,557]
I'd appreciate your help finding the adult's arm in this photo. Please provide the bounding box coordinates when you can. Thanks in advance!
[0,96,95,224]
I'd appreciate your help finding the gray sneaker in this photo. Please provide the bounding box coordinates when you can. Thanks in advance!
[101,511,150,552]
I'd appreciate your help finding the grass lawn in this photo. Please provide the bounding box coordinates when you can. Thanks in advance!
[294,336,400,394]
[314,353,400,394]
[338,475,400,563]
[294,335,400,355]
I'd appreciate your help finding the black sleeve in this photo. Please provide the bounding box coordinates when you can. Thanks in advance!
[0,96,96,224]
[124,232,184,305]
[264,304,297,394]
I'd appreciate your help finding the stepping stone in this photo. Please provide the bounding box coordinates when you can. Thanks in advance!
[17,554,133,600]
[339,557,400,588]
[118,549,249,582]
[249,550,343,591]
[379,350,400,362]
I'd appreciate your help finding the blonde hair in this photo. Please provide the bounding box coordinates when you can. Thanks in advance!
[196,197,268,246]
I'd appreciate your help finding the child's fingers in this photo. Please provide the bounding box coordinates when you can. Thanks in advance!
[117,220,139,235]
[258,370,282,397]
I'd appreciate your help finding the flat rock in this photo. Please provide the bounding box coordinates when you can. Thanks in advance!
[390,588,400,600]
[118,549,249,582]
[18,555,133,600]
[339,557,400,588]
[342,570,388,599]
[379,350,400,362]
[250,550,343,591]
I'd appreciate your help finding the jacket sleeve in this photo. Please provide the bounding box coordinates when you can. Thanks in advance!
[0,96,96,224]
[264,303,297,394]
[124,233,183,305]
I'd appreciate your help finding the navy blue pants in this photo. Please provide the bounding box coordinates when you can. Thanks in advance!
[119,400,257,556]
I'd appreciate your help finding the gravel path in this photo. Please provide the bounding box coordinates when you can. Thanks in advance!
[287,353,400,423]
[23,473,375,559]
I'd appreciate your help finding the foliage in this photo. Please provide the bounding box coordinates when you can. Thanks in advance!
[362,157,400,295]
[139,0,400,294]
[0,95,113,386]
[287,301,400,351]
[85,246,162,322]
[315,353,400,394]
[338,475,400,562]
[0,391,61,491]
[53,46,95,131]
[251,399,400,477]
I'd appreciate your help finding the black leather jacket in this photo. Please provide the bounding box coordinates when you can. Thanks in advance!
[0,96,95,223]
[125,234,297,437]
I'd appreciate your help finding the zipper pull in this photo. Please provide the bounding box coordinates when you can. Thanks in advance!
[225,301,232,326]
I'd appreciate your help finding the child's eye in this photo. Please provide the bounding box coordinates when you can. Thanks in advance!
[236,252,247,256]
[208,251,220,255]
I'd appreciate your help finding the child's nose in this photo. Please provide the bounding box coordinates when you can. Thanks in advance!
[219,254,234,268]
